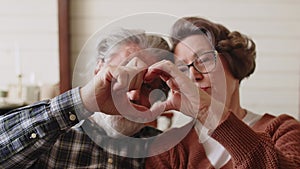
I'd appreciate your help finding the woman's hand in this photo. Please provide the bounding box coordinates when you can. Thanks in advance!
[145,60,200,118]
[145,60,228,130]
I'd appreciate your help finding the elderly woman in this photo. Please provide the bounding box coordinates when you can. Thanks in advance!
[146,17,300,168]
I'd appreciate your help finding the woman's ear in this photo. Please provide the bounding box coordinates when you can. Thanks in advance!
[94,59,104,75]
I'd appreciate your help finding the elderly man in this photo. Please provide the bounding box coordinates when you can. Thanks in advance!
[0,29,172,168]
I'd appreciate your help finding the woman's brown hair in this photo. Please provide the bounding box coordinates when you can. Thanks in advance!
[171,17,256,81]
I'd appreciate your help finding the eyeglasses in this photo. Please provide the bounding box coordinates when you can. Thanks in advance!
[176,50,218,74]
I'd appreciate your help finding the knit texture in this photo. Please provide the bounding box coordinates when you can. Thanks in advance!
[146,112,300,169]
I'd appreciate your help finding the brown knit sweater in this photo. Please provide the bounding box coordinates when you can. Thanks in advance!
[146,112,300,169]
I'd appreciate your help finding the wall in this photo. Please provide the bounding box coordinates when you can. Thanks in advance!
[0,0,59,89]
[70,0,300,119]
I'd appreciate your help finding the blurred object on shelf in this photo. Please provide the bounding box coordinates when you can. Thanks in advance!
[0,89,8,105]
[8,84,40,104]
[40,83,60,100]
[0,88,25,114]
[0,90,8,98]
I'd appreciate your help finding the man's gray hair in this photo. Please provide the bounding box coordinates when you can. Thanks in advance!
[96,28,170,62]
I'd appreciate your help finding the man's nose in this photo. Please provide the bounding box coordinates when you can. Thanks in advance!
[127,90,141,102]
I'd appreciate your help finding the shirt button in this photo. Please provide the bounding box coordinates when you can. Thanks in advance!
[30,133,37,139]
[69,114,77,121]
[107,158,113,164]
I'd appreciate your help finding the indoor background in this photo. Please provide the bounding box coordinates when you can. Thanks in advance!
[0,0,299,124]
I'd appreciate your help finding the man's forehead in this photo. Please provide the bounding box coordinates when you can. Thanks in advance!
[120,43,141,53]
[104,43,141,63]
[130,49,171,66]
[107,43,172,67]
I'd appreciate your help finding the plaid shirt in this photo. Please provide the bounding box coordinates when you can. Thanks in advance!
[0,88,161,169]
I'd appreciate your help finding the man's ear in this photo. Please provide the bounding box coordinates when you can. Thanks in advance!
[94,60,104,75]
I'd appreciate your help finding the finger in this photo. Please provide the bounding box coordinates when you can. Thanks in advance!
[111,67,130,91]
[147,60,176,75]
[111,65,145,91]
[146,60,189,88]
[128,69,147,91]
[150,101,167,117]
[144,68,172,82]
[144,60,172,81]
[145,61,182,92]
[166,78,180,92]
[148,60,200,117]
[125,57,149,90]
[125,56,148,69]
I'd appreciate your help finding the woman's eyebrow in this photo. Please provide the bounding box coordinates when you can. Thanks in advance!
[193,49,209,57]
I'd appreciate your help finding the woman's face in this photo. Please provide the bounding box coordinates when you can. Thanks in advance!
[173,34,239,103]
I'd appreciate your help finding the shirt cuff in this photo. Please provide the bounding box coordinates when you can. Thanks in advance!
[50,87,93,130]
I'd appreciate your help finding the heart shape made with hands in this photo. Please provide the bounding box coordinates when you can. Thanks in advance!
[111,57,172,123]
[111,57,200,124]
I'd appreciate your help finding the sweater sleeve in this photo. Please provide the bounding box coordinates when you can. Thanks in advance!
[211,112,300,169]
[145,143,186,169]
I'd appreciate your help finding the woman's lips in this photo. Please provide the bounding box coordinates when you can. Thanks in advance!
[200,87,210,91]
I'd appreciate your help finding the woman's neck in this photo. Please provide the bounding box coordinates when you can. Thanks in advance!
[227,87,247,120]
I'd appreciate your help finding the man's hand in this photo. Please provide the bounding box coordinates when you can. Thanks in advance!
[80,57,147,116]
[80,57,167,123]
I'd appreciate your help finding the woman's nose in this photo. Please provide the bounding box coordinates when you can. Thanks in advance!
[189,66,204,81]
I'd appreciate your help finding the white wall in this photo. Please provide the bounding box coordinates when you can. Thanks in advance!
[70,0,300,119]
[0,0,59,89]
